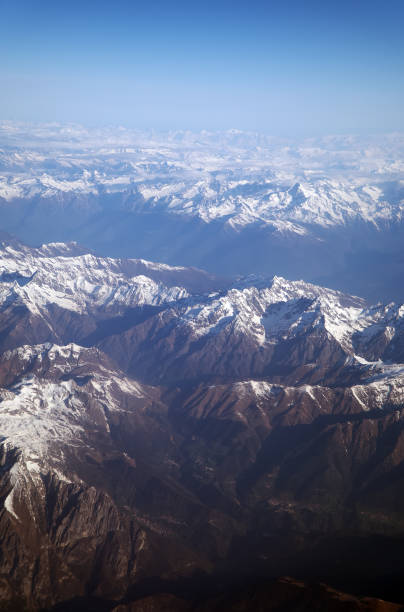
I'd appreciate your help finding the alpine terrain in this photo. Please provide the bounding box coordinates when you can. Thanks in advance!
[1,124,404,302]
[0,235,404,609]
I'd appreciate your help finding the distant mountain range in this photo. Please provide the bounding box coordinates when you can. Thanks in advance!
[1,123,404,302]
[1,235,404,609]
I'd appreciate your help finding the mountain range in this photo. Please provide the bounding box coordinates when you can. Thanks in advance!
[1,235,404,609]
[1,124,404,302]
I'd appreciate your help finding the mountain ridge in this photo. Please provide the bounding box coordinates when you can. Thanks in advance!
[1,238,404,608]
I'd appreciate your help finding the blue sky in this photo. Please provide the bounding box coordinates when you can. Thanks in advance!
[1,0,403,133]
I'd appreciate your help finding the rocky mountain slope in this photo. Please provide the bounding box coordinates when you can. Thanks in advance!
[1,238,404,609]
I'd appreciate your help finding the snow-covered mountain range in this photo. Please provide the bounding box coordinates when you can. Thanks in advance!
[1,123,404,301]
[1,125,404,608]
[0,241,404,610]
[0,237,403,387]
[1,123,403,232]
[1,238,404,484]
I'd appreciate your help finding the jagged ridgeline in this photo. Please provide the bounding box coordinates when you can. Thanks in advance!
[1,237,404,608]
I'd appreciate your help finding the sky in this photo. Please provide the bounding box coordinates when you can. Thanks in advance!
[1,0,403,134]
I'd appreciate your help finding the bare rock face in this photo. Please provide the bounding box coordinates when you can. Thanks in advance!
[1,242,404,608]
[0,478,142,608]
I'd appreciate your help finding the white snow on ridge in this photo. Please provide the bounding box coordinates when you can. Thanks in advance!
[180,274,368,349]
[0,124,403,232]
[1,237,404,372]
[1,342,146,404]
[0,377,85,458]
[0,341,150,518]
[0,244,189,315]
